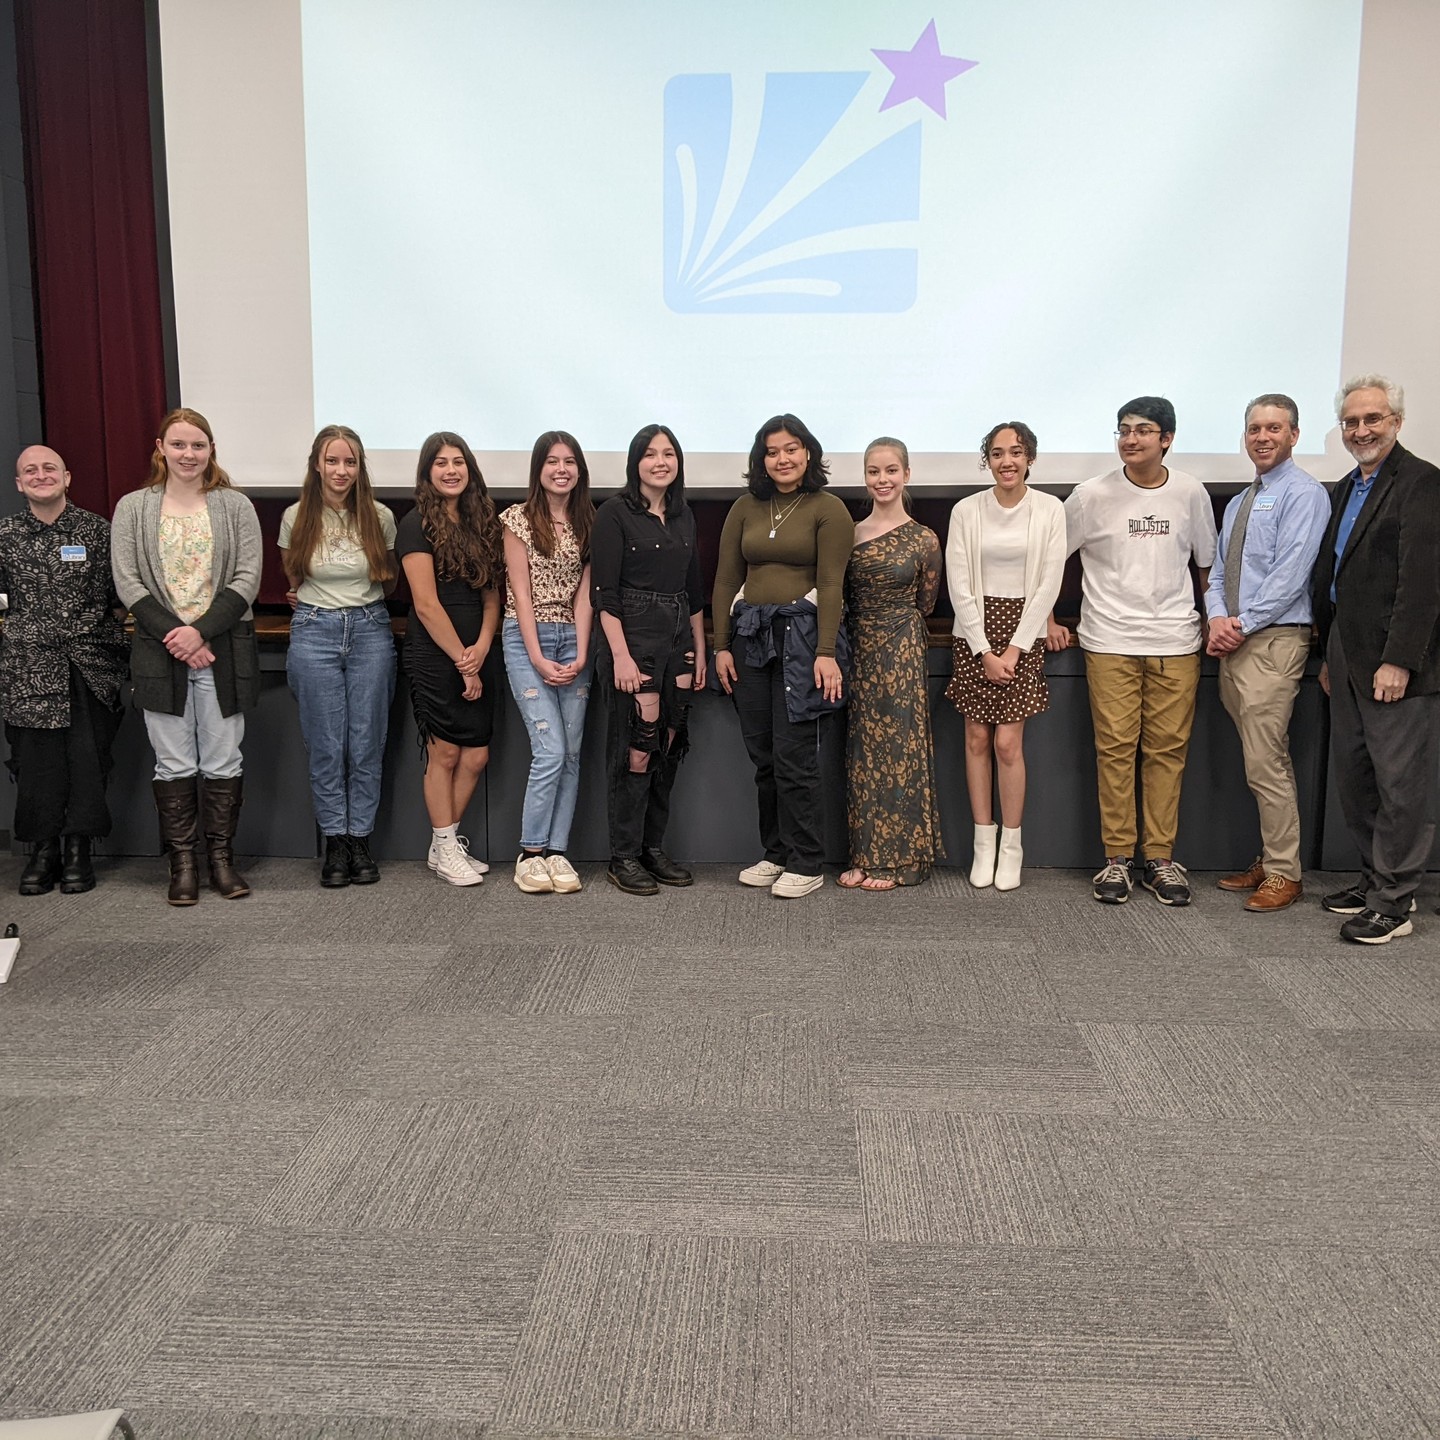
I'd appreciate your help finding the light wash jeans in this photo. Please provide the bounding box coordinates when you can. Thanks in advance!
[502,617,591,851]
[287,601,397,836]
[144,667,244,780]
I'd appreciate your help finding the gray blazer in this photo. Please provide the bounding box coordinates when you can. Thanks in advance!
[111,484,263,717]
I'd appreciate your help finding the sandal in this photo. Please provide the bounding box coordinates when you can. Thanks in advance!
[837,868,867,889]
[860,874,897,891]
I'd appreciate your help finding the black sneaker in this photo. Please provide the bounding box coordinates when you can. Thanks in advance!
[1092,856,1134,904]
[1141,858,1191,906]
[1321,883,1366,914]
[1323,884,1415,915]
[1340,909,1414,944]
[607,857,659,895]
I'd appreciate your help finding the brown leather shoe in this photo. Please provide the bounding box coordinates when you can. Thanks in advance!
[1217,857,1266,891]
[1245,874,1303,911]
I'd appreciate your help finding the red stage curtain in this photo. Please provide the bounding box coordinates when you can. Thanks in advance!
[15,0,168,519]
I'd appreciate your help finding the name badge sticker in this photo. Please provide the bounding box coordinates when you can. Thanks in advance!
[1252,495,1277,513]
[60,545,86,563]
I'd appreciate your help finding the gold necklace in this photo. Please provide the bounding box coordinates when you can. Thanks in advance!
[769,492,804,539]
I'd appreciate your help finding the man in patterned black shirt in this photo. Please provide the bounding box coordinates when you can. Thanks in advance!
[0,446,129,893]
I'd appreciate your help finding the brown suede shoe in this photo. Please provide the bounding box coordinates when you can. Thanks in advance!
[1245,874,1303,911]
[1217,857,1266,891]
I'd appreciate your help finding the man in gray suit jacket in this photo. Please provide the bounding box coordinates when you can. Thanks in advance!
[1311,374,1440,943]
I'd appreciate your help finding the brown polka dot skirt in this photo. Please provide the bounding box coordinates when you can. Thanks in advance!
[945,595,1050,724]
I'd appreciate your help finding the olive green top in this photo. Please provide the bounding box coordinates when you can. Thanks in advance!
[711,491,855,656]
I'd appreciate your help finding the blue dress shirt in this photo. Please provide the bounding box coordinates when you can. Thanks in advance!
[1329,464,1379,604]
[1205,457,1331,633]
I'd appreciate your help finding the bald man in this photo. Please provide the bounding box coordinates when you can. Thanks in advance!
[0,446,128,894]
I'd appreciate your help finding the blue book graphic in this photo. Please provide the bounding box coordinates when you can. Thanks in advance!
[664,71,921,314]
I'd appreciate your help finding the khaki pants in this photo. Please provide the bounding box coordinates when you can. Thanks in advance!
[1084,651,1201,860]
[1217,627,1310,882]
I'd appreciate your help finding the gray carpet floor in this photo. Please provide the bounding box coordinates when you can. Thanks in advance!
[1,857,1437,1439]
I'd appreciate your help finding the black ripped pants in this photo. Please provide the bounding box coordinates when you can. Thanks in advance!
[600,589,694,859]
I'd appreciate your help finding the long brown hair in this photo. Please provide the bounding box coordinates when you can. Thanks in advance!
[284,425,395,587]
[414,432,501,587]
[146,407,231,491]
[523,430,594,559]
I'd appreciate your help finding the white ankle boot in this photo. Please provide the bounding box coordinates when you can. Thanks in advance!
[970,824,998,887]
[994,826,1023,890]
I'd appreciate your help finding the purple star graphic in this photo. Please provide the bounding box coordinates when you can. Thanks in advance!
[873,20,976,118]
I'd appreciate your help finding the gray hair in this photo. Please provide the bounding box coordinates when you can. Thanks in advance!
[1245,393,1299,428]
[1336,374,1404,420]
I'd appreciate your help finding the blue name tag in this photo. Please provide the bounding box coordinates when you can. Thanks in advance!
[59,545,86,562]
[1251,495,1277,512]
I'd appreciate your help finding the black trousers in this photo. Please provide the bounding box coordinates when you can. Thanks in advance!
[1328,630,1439,917]
[5,664,124,842]
[732,623,826,875]
[601,591,694,860]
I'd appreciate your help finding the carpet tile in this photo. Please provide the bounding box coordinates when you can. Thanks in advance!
[496,1233,876,1433]
[258,1098,578,1233]
[868,1244,1284,1437]
[130,1229,547,1421]
[845,1021,1115,1114]
[560,1109,863,1238]
[1195,1246,1440,1439]
[856,1111,1159,1246]
[598,1014,846,1112]
[1,859,1435,1436]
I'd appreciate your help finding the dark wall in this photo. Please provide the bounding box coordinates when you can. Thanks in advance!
[0,0,38,518]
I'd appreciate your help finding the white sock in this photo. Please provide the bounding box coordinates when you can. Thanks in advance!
[433,824,457,844]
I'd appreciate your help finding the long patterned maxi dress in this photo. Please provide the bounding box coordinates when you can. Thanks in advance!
[844,519,943,883]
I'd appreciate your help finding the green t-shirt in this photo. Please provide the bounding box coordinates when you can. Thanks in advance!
[278,501,397,609]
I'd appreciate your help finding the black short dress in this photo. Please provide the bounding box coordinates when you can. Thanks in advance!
[396,509,498,747]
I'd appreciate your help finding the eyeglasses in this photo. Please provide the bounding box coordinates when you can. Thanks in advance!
[1115,425,1162,439]
[1339,412,1396,433]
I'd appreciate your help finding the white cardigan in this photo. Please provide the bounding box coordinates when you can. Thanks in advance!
[945,488,1067,654]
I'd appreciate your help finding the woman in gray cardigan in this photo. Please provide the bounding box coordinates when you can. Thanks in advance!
[111,407,262,905]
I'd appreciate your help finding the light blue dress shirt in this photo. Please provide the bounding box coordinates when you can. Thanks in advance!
[1204,456,1331,633]
[1329,464,1379,604]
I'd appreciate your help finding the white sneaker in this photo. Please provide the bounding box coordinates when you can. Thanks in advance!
[432,836,483,887]
[428,834,489,875]
[739,859,786,887]
[514,853,554,893]
[771,871,824,899]
[545,854,582,893]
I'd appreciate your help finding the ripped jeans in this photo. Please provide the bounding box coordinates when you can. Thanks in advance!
[501,617,592,852]
[599,588,695,859]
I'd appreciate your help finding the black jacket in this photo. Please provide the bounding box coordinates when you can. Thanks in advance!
[1311,441,1440,694]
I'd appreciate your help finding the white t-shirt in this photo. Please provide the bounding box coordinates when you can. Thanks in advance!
[1064,467,1217,655]
[981,490,1029,598]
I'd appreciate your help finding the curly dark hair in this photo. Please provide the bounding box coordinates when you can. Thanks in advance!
[414,431,501,588]
[743,413,829,499]
[979,421,1039,475]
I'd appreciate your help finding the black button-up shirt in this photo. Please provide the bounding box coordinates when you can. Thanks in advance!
[0,503,128,728]
[590,496,704,617]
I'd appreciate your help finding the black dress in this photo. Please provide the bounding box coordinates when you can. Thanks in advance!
[396,509,498,747]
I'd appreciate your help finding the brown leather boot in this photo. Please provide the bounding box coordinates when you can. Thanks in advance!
[201,775,251,898]
[153,778,200,906]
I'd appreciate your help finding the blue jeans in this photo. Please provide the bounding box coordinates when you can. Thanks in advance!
[287,601,397,836]
[502,617,591,851]
[144,667,244,781]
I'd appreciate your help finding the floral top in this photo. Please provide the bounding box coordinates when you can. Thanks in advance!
[500,505,584,623]
[0,503,128,728]
[158,512,214,623]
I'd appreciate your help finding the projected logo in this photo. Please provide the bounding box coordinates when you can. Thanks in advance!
[664,21,976,314]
